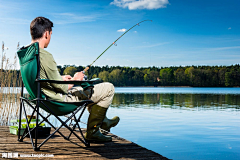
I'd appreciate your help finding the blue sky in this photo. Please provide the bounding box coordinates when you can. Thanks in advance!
[1,0,240,68]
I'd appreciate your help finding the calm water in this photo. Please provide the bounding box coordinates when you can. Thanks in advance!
[108,88,240,160]
[2,87,240,160]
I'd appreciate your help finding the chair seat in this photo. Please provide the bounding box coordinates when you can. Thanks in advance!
[21,97,93,116]
[22,97,93,106]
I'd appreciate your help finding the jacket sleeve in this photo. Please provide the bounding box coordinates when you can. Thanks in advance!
[41,53,68,94]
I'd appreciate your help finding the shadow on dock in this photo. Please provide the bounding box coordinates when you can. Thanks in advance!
[0,126,170,159]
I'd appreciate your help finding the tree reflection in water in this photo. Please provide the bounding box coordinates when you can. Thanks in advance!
[112,93,240,110]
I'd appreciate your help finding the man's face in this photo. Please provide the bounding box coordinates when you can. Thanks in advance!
[44,31,52,48]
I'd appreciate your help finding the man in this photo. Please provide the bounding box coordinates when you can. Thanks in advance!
[30,17,119,142]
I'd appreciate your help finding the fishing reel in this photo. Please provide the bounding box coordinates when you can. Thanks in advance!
[83,75,88,81]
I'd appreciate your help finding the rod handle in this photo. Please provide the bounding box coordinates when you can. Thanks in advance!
[82,65,90,80]
[83,65,90,73]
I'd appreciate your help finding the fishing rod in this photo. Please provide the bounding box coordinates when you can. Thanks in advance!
[82,20,152,76]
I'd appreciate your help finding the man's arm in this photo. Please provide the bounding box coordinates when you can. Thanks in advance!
[62,75,72,81]
[61,72,85,90]
[61,75,73,90]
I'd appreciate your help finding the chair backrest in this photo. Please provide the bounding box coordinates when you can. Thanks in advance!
[17,42,45,100]
[17,42,84,116]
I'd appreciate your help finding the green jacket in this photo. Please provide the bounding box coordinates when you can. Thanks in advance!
[39,48,68,101]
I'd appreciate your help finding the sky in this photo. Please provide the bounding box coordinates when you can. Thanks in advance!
[0,0,240,68]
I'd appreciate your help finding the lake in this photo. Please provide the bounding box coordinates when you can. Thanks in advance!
[1,87,240,160]
[109,87,240,160]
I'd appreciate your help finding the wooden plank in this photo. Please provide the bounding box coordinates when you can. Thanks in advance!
[0,126,169,160]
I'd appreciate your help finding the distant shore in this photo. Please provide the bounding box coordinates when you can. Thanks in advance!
[115,86,240,88]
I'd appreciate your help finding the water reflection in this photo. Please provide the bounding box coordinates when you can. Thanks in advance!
[110,93,240,160]
[112,93,240,110]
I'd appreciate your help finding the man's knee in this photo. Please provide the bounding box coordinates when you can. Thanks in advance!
[104,82,115,96]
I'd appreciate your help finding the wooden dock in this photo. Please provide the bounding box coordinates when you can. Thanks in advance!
[0,126,169,160]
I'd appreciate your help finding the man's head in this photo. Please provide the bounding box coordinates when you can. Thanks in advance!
[30,17,53,48]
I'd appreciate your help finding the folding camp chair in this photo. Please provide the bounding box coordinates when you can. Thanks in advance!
[17,42,98,151]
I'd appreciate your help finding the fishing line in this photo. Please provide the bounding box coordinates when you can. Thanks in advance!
[83,20,152,74]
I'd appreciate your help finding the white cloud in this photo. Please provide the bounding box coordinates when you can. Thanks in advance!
[110,0,170,10]
[117,28,127,32]
[131,42,171,48]
[192,46,240,52]
[0,17,30,25]
[207,46,240,51]
[52,13,98,24]
[228,27,231,30]
[134,31,137,33]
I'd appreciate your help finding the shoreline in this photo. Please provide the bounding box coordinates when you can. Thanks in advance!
[115,86,240,88]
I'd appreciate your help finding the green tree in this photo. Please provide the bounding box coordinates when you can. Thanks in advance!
[98,71,109,82]
[109,69,122,86]
[148,71,159,86]
[160,68,173,85]
[92,74,97,78]
[218,68,226,86]
[225,71,232,86]
[132,70,144,86]
[63,66,77,77]
[144,74,149,86]
[225,68,240,86]
[185,67,194,85]
[174,68,185,86]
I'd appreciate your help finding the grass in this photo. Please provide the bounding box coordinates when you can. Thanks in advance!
[0,52,22,126]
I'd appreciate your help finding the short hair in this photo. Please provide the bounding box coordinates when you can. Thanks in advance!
[30,17,53,40]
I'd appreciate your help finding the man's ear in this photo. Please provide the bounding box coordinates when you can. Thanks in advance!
[43,31,48,39]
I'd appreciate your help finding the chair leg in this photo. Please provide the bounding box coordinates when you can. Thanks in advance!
[18,100,91,150]
[18,82,24,142]
[21,113,52,141]
[18,100,48,151]
[22,103,35,149]
[73,114,90,147]
[40,101,90,147]
[67,105,87,139]
[18,100,23,142]
[23,100,68,140]
[19,101,38,141]
[34,100,40,151]
[64,105,91,147]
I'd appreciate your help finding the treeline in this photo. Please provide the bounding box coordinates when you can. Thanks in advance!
[1,64,240,87]
[57,64,240,87]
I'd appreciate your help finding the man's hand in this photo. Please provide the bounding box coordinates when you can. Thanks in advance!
[72,72,85,81]
[61,75,74,90]
[62,72,85,90]
[62,75,72,81]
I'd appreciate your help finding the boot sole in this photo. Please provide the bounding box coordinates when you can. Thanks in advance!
[85,139,112,143]
[101,117,120,132]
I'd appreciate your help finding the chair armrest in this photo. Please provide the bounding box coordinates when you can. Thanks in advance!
[36,78,101,85]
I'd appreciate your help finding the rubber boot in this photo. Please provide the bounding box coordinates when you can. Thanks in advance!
[87,105,120,132]
[85,104,112,142]
[101,116,120,132]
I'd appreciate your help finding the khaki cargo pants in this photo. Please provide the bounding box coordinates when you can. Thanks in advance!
[64,82,115,108]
